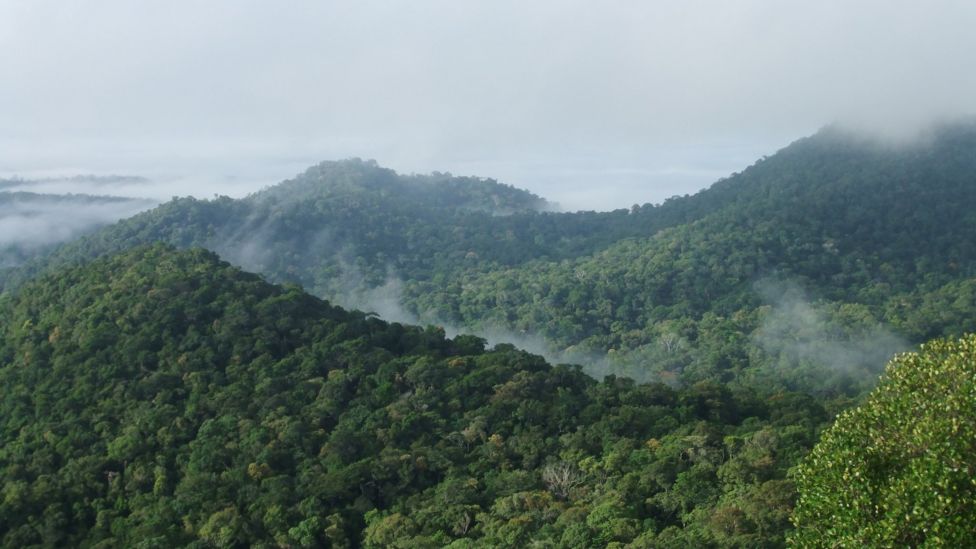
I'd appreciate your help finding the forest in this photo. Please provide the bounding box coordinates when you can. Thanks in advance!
[0,246,830,547]
[5,124,976,392]
[1,123,975,546]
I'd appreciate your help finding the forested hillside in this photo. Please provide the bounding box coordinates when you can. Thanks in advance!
[3,124,976,393]
[0,246,831,547]
[2,126,975,546]
[405,125,976,389]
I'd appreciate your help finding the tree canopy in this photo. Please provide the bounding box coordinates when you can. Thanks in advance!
[0,245,828,547]
[790,333,976,547]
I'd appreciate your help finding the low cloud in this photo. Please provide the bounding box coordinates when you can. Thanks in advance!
[0,192,157,262]
[752,280,910,384]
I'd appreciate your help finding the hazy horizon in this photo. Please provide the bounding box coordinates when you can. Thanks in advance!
[0,137,784,212]
[3,1,976,210]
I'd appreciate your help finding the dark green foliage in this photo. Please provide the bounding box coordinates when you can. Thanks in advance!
[0,246,826,546]
[790,334,976,547]
[5,125,976,394]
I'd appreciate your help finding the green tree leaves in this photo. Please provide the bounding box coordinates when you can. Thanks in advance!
[790,334,976,547]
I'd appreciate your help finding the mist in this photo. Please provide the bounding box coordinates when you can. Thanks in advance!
[301,255,568,364]
[2,2,975,209]
[0,172,281,204]
[0,192,157,266]
[752,280,911,386]
[319,260,638,381]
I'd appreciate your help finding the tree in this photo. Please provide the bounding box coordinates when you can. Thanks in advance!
[790,334,976,547]
[541,460,584,500]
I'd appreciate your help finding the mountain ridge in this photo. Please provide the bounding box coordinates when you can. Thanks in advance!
[3,123,976,390]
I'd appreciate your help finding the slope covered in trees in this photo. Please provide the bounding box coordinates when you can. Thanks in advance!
[3,124,976,393]
[0,246,829,547]
[406,124,976,389]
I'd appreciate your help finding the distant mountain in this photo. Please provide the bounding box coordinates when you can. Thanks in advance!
[4,123,976,392]
[254,158,551,214]
[406,123,976,385]
[0,161,652,320]
[0,245,826,547]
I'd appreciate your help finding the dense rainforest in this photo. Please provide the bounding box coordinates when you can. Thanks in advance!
[1,123,975,546]
[0,246,831,547]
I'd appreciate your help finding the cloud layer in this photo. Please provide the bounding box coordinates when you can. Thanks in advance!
[2,1,975,208]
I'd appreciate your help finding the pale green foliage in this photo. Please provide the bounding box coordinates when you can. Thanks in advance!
[790,334,976,547]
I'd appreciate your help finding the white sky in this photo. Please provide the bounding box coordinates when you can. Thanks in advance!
[2,1,975,210]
